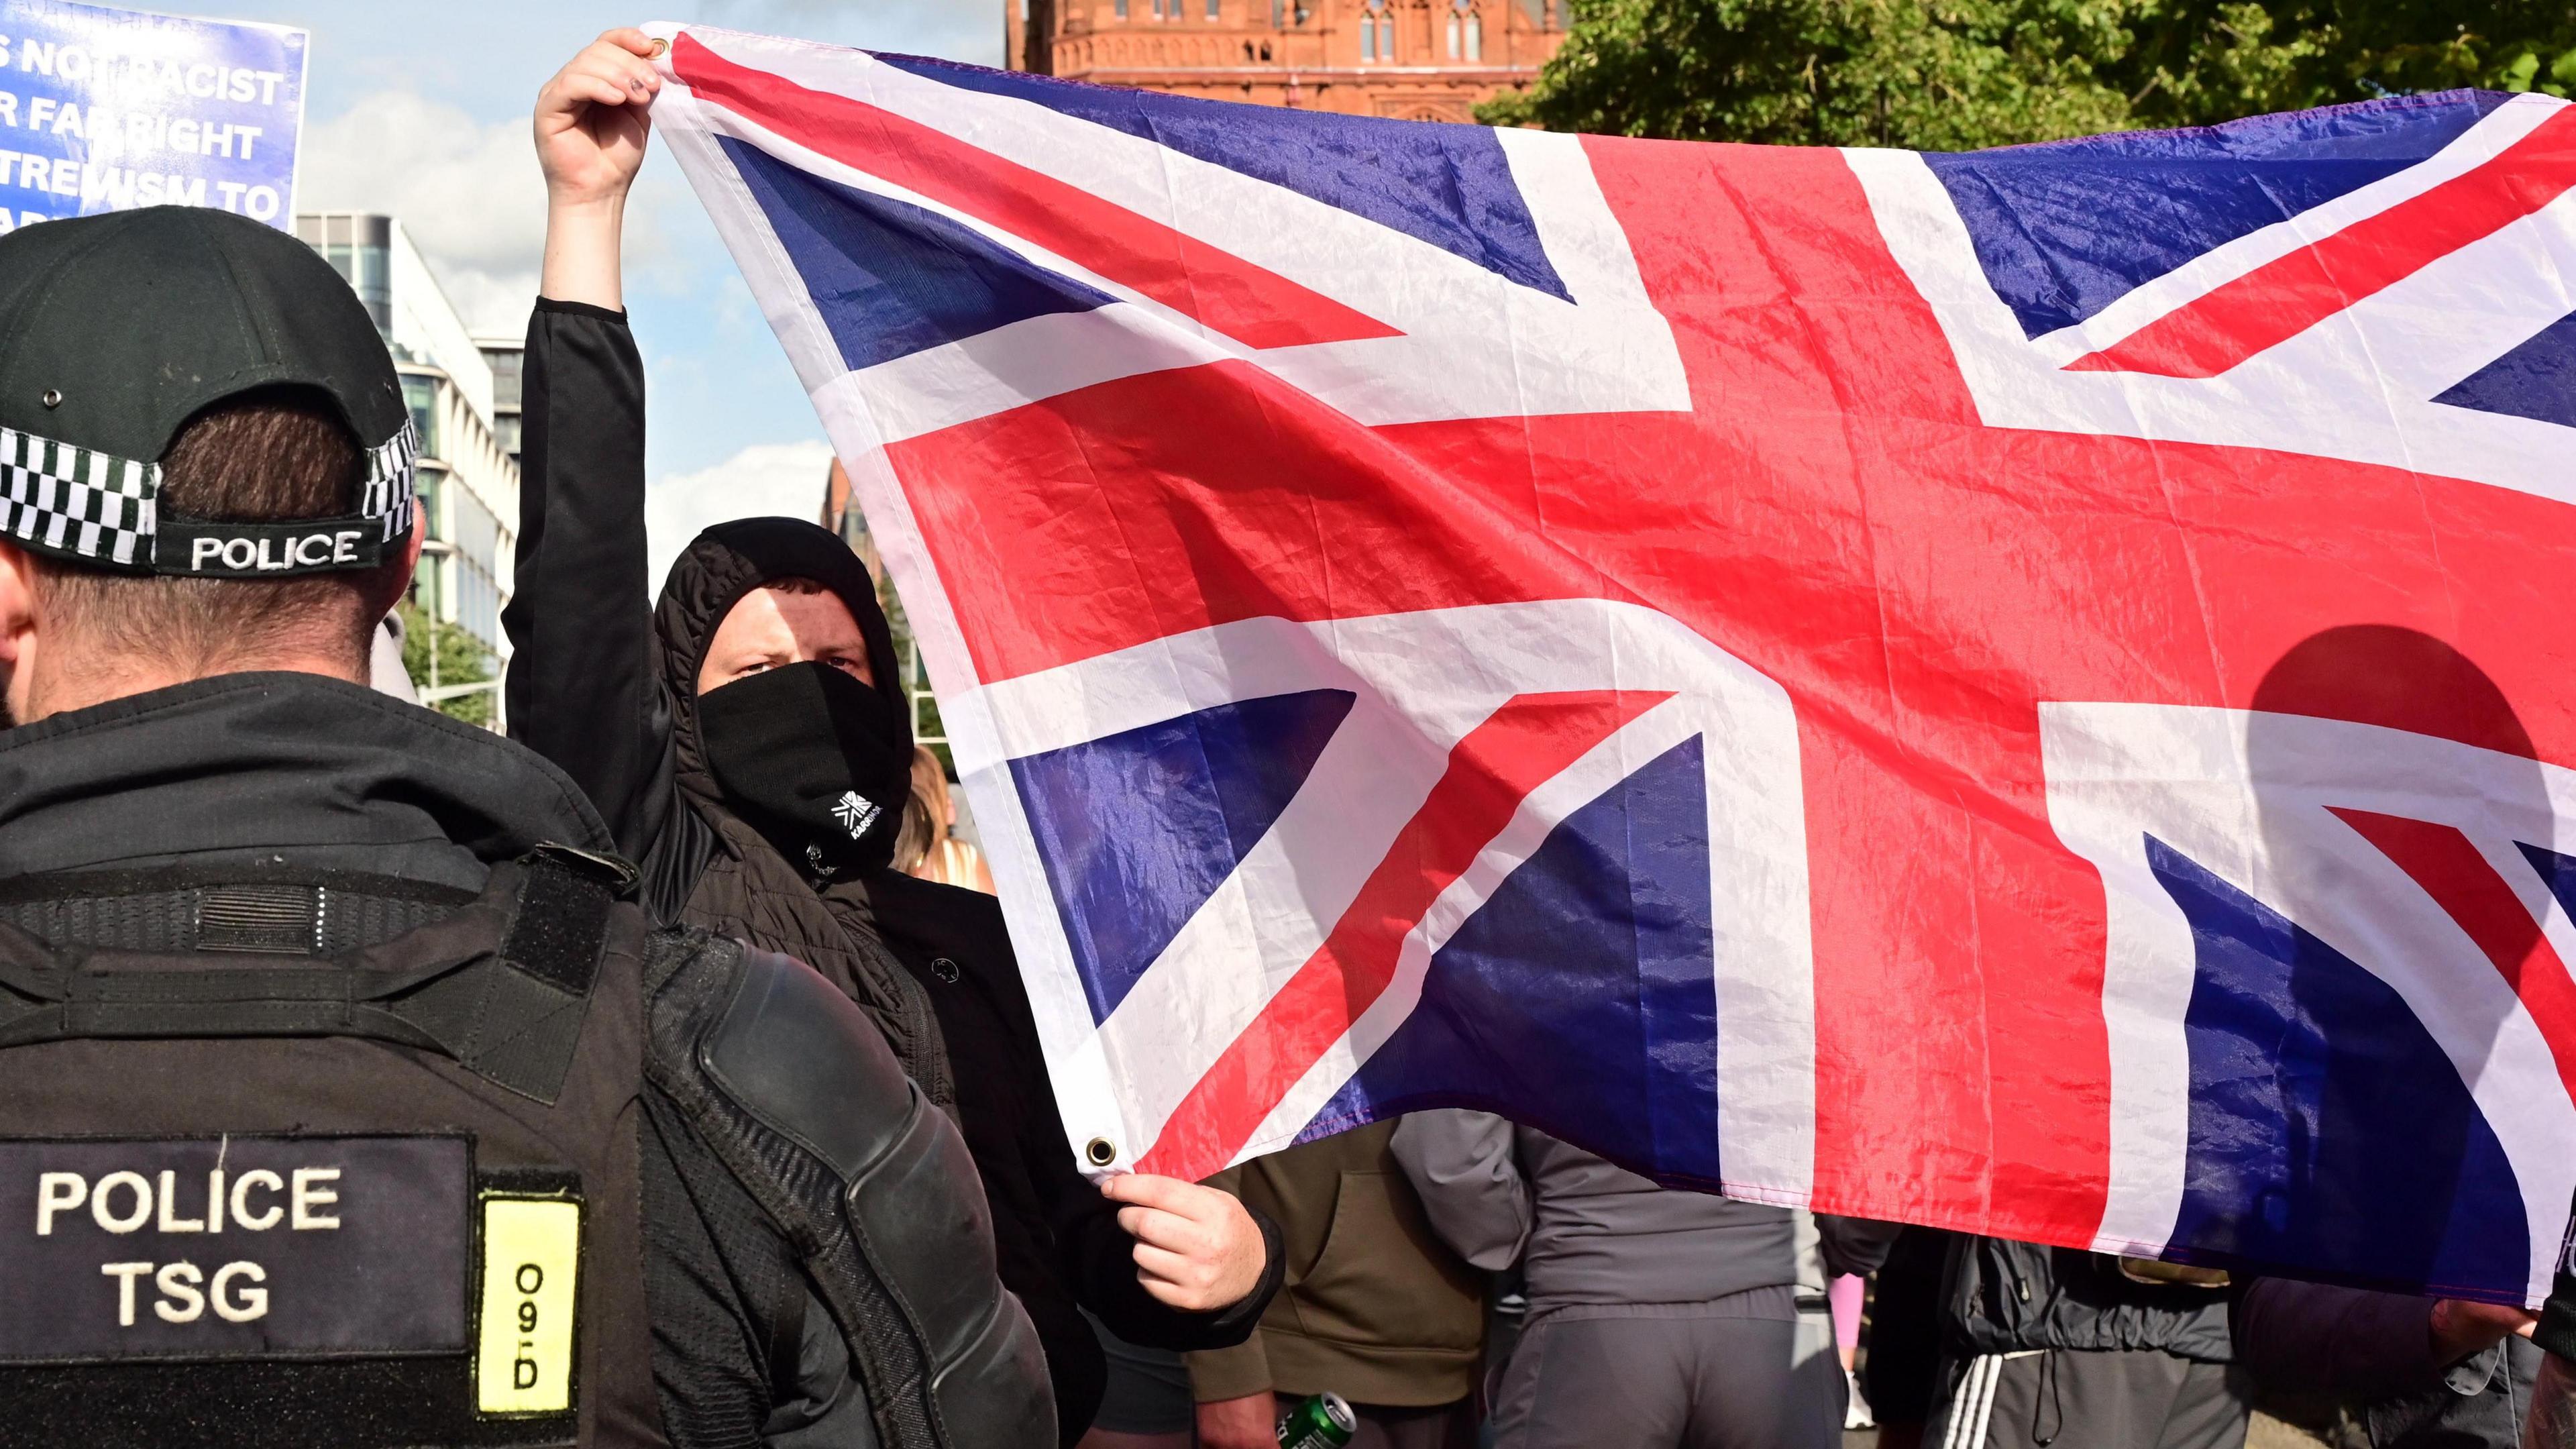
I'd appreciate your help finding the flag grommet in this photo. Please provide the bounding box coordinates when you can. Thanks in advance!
[1084,1137,1117,1168]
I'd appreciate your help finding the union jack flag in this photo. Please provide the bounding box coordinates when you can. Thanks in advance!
[647,21,2576,1305]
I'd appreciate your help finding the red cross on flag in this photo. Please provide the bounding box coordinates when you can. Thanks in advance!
[648,20,2576,1306]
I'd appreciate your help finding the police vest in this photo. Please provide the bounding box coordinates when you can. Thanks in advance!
[0,849,1055,1449]
[0,847,664,1448]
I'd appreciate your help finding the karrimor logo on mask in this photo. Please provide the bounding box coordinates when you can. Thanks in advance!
[831,792,880,840]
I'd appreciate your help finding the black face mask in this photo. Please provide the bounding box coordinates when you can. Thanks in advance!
[696,661,911,881]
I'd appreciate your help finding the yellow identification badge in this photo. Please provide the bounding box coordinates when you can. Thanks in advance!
[474,1196,580,1415]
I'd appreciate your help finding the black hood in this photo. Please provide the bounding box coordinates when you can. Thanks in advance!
[653,517,910,822]
[0,673,615,888]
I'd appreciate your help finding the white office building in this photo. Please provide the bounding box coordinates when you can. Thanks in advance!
[476,333,524,466]
[293,212,517,727]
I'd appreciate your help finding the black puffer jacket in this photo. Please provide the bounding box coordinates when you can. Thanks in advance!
[1944,1237,2235,1362]
[504,299,1279,1442]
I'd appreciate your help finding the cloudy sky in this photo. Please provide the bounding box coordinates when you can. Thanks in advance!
[165,0,1000,576]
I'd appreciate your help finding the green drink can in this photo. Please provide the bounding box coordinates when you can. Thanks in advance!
[1275,1391,1356,1448]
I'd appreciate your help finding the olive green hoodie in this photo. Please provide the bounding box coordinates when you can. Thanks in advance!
[1186,1119,1487,1408]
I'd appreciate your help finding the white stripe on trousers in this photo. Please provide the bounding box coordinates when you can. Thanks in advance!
[1938,1351,2046,1449]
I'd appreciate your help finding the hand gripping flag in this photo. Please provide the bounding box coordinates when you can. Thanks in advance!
[645,21,2576,1305]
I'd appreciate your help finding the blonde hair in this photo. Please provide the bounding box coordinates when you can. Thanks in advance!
[892,746,951,876]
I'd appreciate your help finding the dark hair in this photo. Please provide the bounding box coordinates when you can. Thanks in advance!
[29,387,410,669]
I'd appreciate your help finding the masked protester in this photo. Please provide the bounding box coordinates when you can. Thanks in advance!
[504,32,1283,1445]
[0,204,1046,1447]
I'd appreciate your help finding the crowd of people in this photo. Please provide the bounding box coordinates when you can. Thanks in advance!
[0,22,2569,1449]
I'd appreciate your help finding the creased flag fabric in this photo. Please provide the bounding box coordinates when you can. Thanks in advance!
[643,20,2576,1307]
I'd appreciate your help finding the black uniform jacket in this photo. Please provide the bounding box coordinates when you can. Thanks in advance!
[0,673,885,1446]
[504,298,1278,1440]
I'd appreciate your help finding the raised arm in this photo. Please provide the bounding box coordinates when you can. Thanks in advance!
[1389,1108,1532,1271]
[535,28,654,311]
[504,31,696,908]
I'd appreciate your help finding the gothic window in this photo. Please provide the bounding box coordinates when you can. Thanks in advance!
[1208,0,1221,17]
[1116,0,1129,16]
[1446,0,1479,58]
[1362,0,1390,61]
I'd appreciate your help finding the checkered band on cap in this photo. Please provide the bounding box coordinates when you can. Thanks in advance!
[0,417,419,570]
[0,427,157,568]
[359,419,419,544]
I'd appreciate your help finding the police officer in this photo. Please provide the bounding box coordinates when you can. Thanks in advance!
[0,205,1052,1446]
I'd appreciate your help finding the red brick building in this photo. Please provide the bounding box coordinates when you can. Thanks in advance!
[1006,0,1565,121]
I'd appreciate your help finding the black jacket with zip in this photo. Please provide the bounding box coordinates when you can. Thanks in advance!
[1944,1236,2235,1362]
[504,299,1279,1442]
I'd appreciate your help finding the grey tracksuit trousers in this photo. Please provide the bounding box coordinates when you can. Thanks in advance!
[1391,1112,1868,1449]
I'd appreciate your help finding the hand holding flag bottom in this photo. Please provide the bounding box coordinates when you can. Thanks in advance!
[1099,1173,1266,1313]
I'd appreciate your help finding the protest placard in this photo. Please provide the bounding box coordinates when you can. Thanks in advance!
[0,0,306,234]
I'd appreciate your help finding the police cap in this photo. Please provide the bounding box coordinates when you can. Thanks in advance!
[0,206,417,579]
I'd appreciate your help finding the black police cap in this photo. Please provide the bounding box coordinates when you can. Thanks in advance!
[0,206,419,579]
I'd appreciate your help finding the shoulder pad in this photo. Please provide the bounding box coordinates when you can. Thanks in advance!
[701,945,914,1179]
[645,936,1057,1446]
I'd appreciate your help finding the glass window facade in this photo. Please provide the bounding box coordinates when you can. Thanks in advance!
[449,482,506,649]
[401,373,442,462]
[409,464,446,620]
[482,347,523,411]
[294,213,392,332]
[293,212,521,731]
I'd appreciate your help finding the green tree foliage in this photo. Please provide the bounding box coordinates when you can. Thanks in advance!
[398,602,497,729]
[2123,1,2576,123]
[1482,0,2576,147]
[1479,0,2132,147]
